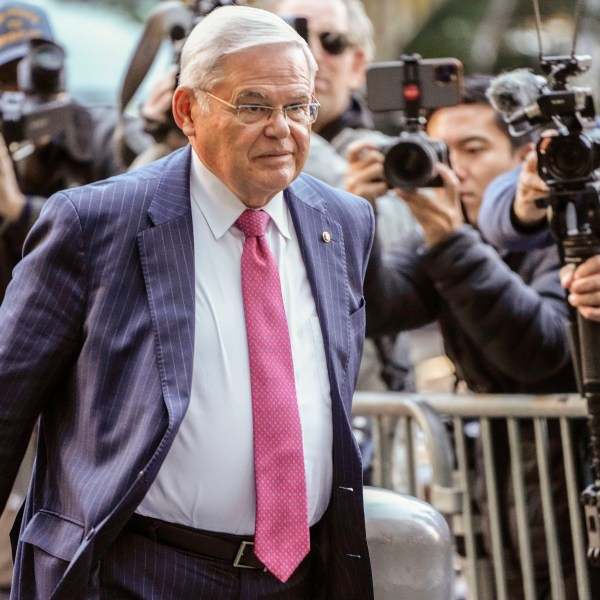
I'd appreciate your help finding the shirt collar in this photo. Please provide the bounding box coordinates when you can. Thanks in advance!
[189,150,291,240]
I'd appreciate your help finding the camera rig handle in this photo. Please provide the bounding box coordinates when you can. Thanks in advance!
[397,54,427,133]
[546,185,600,566]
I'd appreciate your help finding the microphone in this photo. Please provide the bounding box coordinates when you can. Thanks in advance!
[486,68,547,126]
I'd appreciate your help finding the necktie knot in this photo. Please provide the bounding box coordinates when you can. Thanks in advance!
[236,209,269,238]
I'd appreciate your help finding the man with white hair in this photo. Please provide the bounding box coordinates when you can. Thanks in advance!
[0,6,374,598]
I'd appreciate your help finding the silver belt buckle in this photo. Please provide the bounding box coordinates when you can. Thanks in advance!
[233,540,266,571]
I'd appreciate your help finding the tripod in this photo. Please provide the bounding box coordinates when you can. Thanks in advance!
[547,184,600,566]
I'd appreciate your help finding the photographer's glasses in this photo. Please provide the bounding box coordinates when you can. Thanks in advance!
[314,31,353,56]
[201,90,320,126]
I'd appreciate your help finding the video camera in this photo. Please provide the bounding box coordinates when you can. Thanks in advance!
[0,39,73,150]
[366,54,464,189]
[490,52,600,566]
[487,55,599,190]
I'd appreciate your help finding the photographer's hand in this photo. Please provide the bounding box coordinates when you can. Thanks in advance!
[397,162,462,247]
[140,67,178,125]
[514,149,548,227]
[560,256,600,322]
[0,133,26,225]
[345,139,388,207]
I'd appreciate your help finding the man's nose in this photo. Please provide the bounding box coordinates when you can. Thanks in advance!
[265,110,292,136]
[448,154,467,180]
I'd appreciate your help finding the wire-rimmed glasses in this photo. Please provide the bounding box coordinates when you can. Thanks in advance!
[200,90,320,126]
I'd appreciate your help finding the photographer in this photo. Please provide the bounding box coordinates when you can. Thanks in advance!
[477,123,600,325]
[481,151,600,324]
[0,2,143,592]
[478,147,552,252]
[477,138,600,327]
[0,2,141,301]
[351,73,581,598]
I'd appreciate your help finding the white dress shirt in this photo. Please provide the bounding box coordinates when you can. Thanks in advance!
[137,151,333,534]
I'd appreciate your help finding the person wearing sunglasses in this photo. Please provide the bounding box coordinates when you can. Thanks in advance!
[272,0,427,483]
[273,0,375,153]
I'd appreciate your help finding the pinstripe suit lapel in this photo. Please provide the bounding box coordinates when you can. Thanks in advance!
[138,148,195,423]
[285,184,350,404]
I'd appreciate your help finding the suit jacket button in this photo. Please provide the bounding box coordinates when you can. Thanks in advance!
[85,528,95,541]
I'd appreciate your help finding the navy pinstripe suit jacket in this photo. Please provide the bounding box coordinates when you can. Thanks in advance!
[0,145,375,599]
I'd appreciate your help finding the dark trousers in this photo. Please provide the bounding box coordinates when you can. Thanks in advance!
[99,527,316,599]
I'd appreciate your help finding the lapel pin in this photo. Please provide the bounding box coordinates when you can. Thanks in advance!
[322,231,331,243]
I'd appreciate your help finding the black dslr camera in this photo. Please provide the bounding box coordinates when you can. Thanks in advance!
[366,54,464,189]
[0,39,73,148]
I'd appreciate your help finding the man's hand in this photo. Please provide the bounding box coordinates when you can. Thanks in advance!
[345,139,388,207]
[0,133,26,224]
[560,256,600,322]
[397,162,462,247]
[513,149,548,227]
[140,68,178,125]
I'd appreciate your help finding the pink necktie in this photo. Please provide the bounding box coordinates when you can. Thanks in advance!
[236,209,310,582]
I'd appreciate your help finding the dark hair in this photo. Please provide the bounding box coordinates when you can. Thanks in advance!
[430,73,530,151]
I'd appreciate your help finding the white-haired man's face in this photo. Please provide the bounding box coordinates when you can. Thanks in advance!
[174,44,314,208]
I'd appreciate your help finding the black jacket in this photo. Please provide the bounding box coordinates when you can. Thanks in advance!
[365,225,576,393]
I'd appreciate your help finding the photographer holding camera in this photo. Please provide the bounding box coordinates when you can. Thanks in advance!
[477,129,600,325]
[0,2,146,592]
[349,72,582,598]
[0,2,141,301]
[270,0,426,483]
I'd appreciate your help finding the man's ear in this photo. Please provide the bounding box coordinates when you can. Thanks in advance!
[172,87,195,136]
[348,48,368,91]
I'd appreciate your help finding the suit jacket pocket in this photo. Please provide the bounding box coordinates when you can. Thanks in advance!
[347,301,366,380]
[21,509,84,561]
[349,300,366,339]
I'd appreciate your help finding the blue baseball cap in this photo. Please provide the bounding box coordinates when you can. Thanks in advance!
[0,1,54,66]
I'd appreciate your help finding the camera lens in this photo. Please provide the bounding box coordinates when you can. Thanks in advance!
[542,134,596,183]
[434,64,457,85]
[30,43,64,94]
[17,41,65,95]
[383,135,441,189]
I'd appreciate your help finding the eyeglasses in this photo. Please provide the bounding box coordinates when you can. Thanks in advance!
[315,31,353,56]
[201,90,320,126]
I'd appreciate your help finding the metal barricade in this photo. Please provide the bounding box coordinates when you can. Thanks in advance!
[353,391,595,600]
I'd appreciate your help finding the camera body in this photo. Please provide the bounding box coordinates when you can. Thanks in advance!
[0,39,72,147]
[380,130,449,189]
[532,62,599,188]
[366,54,463,189]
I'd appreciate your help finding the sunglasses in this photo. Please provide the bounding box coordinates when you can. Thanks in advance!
[314,31,353,56]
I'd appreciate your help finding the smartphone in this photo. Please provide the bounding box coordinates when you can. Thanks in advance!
[366,57,464,112]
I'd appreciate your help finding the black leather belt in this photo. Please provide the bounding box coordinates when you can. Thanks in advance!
[125,513,266,570]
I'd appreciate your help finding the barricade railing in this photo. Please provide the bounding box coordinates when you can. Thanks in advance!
[352,391,594,600]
